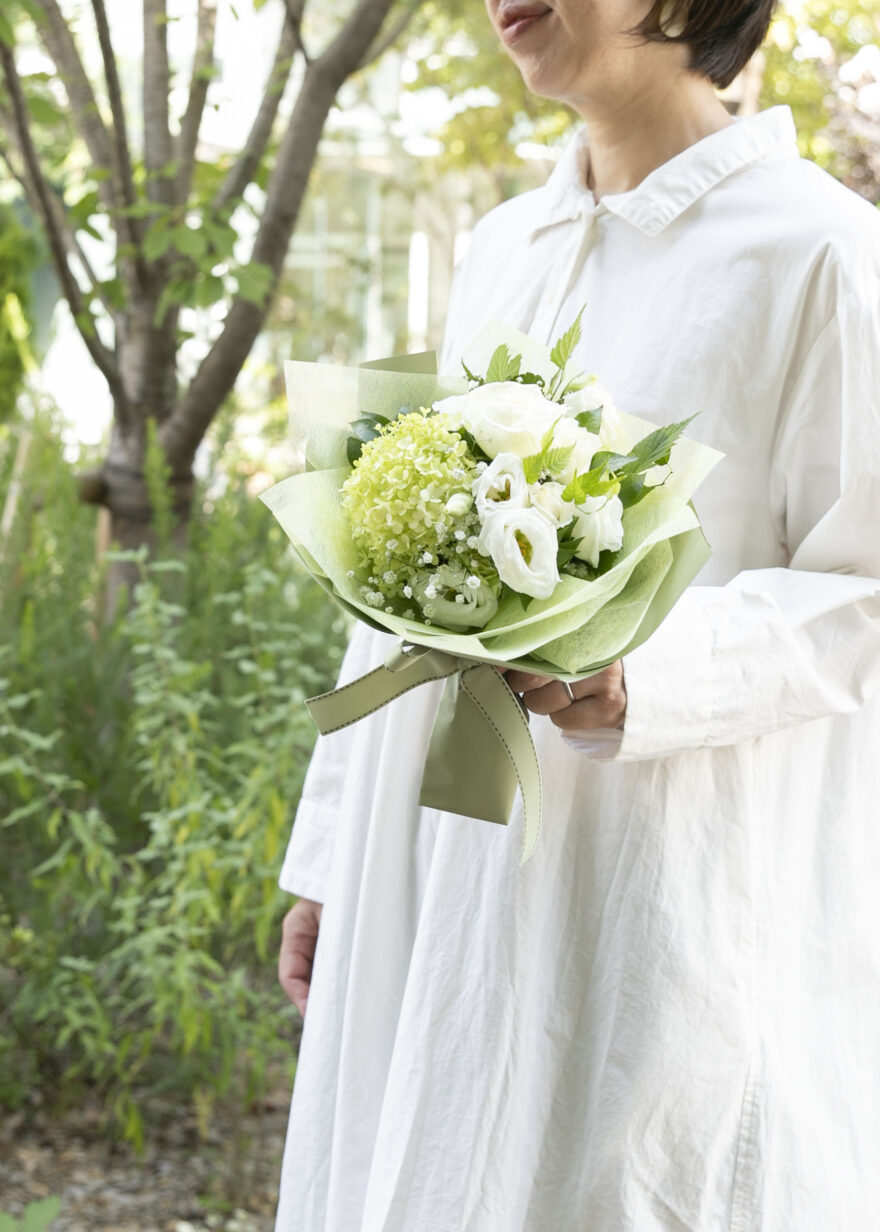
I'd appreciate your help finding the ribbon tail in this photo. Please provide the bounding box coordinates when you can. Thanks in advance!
[419,665,543,866]
[305,651,457,736]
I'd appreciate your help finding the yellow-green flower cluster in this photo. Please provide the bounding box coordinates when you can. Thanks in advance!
[341,411,497,620]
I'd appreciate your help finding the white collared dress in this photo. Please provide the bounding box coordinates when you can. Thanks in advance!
[273,106,880,1232]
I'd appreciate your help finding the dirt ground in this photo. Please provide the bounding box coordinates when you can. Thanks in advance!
[0,1068,297,1232]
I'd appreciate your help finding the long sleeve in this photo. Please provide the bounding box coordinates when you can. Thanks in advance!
[277,623,373,898]
[607,290,880,762]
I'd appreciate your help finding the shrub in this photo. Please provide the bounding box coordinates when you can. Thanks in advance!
[0,401,347,1147]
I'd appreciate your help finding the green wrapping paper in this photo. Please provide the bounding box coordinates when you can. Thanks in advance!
[260,341,723,864]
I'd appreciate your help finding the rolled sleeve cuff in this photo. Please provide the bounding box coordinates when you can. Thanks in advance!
[277,798,339,901]
[612,594,715,761]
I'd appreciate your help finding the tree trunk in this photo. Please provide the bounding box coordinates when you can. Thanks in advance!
[85,295,192,621]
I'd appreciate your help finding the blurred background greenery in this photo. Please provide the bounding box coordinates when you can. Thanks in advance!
[0,0,878,1227]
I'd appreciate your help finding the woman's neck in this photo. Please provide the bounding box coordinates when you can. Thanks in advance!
[575,73,735,200]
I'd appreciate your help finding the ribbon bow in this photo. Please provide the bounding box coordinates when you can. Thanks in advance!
[306,642,542,865]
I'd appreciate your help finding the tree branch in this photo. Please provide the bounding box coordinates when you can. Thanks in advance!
[212,18,297,212]
[34,0,116,208]
[283,0,311,64]
[316,0,400,80]
[161,65,340,468]
[89,0,141,255]
[356,1,420,71]
[143,0,174,207]
[176,0,218,204]
[0,43,127,414]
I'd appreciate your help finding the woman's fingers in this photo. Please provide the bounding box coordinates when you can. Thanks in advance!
[504,669,554,694]
[505,663,627,730]
[278,899,323,1016]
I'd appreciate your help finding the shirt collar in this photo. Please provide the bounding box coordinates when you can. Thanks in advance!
[530,105,799,238]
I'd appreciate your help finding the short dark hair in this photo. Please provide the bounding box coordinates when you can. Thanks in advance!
[630,0,779,90]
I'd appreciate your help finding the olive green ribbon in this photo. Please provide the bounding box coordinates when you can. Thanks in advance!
[305,643,542,866]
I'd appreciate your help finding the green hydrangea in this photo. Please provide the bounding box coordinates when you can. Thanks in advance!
[341,411,498,620]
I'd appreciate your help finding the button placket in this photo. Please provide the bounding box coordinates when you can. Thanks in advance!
[529,206,602,345]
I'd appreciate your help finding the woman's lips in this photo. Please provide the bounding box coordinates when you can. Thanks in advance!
[499,5,551,47]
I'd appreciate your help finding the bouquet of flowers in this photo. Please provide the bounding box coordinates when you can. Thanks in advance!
[260,312,721,863]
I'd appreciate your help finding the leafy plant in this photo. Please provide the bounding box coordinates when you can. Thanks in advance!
[0,1197,60,1232]
[0,400,348,1148]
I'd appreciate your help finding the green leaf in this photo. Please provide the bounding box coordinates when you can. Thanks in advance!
[559,374,589,397]
[617,473,648,509]
[588,449,637,473]
[539,420,557,455]
[235,261,274,307]
[153,277,189,326]
[555,521,581,568]
[171,224,207,260]
[485,344,521,384]
[521,452,543,484]
[542,444,574,476]
[561,463,621,504]
[21,1196,61,1232]
[96,277,127,311]
[0,1212,18,1232]
[461,359,483,385]
[622,414,698,474]
[456,425,490,461]
[69,189,100,229]
[193,273,225,308]
[575,406,603,435]
[346,436,364,465]
[349,417,383,444]
[549,305,585,372]
[202,218,237,261]
[0,13,14,44]
[143,220,173,261]
[27,94,66,127]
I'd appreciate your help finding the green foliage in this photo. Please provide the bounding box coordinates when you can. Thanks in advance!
[761,1,880,196]
[407,0,575,175]
[0,1197,60,1232]
[0,203,41,422]
[0,400,348,1148]
[485,343,520,383]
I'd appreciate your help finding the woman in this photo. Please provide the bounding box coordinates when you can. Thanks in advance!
[275,2,880,1228]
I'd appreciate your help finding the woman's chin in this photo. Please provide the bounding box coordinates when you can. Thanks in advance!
[514,58,573,104]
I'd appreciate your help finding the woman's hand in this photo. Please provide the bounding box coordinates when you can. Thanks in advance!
[504,662,627,733]
[278,897,323,1017]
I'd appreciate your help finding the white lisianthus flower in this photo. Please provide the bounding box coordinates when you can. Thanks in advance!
[413,565,498,630]
[434,381,558,458]
[477,507,560,599]
[572,494,625,567]
[473,453,529,519]
[529,481,574,528]
[549,415,601,484]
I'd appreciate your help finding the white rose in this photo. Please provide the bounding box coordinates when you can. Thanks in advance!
[572,494,625,568]
[413,565,498,630]
[549,415,601,484]
[434,381,558,458]
[529,481,574,528]
[477,507,560,599]
[563,382,624,449]
[472,453,529,519]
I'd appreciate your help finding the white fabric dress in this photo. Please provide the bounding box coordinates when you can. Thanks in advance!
[273,106,880,1232]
